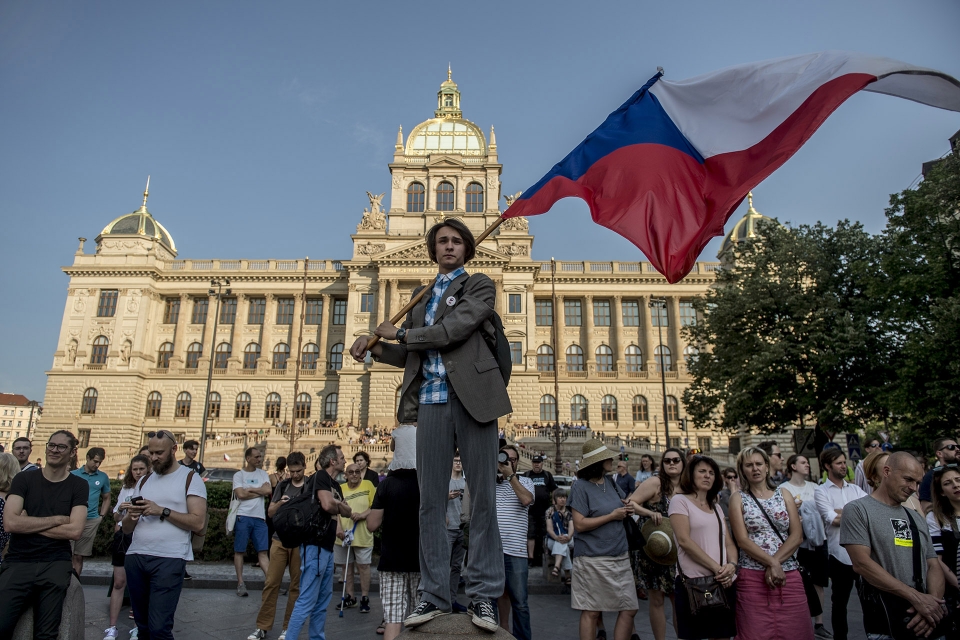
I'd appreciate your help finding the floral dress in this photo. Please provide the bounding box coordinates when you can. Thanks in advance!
[632,491,676,593]
[739,489,799,571]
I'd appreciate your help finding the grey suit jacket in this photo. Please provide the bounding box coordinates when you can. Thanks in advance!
[377,272,512,424]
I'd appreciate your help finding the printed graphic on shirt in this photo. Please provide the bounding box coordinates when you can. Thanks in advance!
[891,518,913,547]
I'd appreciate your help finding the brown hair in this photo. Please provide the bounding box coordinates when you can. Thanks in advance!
[861,450,889,490]
[123,454,151,489]
[658,448,685,501]
[679,455,723,507]
[425,218,476,264]
[931,465,960,529]
[736,446,776,490]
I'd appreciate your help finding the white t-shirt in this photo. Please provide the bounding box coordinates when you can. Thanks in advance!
[233,469,270,519]
[496,475,535,558]
[126,465,207,561]
[779,480,818,504]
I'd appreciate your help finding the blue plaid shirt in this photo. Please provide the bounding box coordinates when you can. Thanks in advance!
[419,266,466,404]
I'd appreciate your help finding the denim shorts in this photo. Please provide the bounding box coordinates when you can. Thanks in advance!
[233,516,270,553]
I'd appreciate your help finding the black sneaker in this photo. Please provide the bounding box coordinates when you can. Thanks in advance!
[342,595,358,609]
[360,596,371,613]
[404,601,447,628]
[469,600,498,633]
[183,570,192,581]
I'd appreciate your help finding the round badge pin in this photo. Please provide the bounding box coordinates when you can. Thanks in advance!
[446,296,456,307]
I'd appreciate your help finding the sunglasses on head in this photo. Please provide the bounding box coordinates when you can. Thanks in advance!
[147,430,176,443]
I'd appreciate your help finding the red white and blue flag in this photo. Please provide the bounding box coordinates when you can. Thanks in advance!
[502,52,960,283]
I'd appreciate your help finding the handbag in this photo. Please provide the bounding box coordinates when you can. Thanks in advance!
[226,496,241,534]
[623,514,645,552]
[747,489,823,617]
[679,507,733,615]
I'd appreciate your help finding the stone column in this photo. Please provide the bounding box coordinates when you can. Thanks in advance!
[318,294,331,371]
[200,292,217,370]
[389,279,400,320]
[668,296,682,371]
[291,292,305,369]
[554,294,564,374]
[641,294,656,372]
[170,293,190,368]
[376,280,386,326]
[259,294,277,369]
[229,295,248,369]
[611,295,622,366]
[584,295,595,366]
[494,278,504,314]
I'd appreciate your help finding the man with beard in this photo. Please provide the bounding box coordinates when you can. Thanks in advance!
[0,429,87,639]
[122,430,208,639]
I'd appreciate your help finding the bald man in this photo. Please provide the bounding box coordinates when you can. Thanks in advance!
[841,452,946,639]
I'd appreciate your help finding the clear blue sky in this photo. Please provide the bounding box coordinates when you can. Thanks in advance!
[1,1,958,402]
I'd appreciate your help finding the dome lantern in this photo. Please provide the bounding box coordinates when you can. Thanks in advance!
[717,192,776,262]
[96,177,177,256]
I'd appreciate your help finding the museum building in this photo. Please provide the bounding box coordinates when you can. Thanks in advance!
[37,72,760,459]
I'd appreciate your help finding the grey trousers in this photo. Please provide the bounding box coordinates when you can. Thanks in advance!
[418,391,504,609]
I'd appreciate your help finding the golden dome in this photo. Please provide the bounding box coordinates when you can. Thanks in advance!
[99,178,176,252]
[405,68,487,156]
[718,193,773,259]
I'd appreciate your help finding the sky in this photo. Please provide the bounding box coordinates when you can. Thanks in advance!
[1,1,958,402]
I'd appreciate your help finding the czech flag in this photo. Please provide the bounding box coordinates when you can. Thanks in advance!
[502,51,960,283]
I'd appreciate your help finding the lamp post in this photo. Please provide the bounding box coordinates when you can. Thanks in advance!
[25,400,41,440]
[198,278,230,464]
[648,297,671,446]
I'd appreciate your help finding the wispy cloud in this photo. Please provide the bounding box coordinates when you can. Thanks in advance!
[281,77,329,108]
[352,123,385,147]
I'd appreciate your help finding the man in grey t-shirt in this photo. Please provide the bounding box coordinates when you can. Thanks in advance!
[447,454,467,612]
[841,452,946,639]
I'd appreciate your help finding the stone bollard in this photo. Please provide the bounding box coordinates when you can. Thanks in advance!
[400,613,515,640]
[12,574,85,640]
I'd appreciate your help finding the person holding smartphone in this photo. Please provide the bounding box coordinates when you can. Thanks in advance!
[447,454,467,612]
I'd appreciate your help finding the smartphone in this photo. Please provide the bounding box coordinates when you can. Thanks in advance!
[131,496,144,506]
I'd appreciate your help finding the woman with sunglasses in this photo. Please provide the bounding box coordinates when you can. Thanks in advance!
[927,463,960,631]
[628,448,685,640]
[729,447,811,640]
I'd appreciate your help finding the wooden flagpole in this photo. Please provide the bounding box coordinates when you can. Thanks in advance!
[364,215,507,351]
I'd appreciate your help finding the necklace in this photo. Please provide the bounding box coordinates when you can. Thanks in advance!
[590,478,606,492]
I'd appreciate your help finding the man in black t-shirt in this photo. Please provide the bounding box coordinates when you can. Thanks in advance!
[524,456,557,564]
[284,445,351,640]
[179,439,207,474]
[0,429,88,639]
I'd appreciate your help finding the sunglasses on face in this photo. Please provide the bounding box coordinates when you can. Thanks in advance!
[724,475,737,480]
[770,452,782,458]
[662,457,682,465]
[147,430,176,443]
[940,444,959,452]
[867,442,881,448]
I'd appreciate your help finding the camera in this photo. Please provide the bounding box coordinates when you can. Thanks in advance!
[130,496,144,506]
[497,451,509,465]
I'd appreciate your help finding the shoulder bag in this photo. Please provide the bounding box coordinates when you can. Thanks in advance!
[226,474,241,535]
[679,506,734,614]
[747,489,823,617]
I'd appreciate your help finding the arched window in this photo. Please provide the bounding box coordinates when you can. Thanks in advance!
[157,342,173,369]
[536,345,555,372]
[666,395,679,422]
[273,343,290,370]
[683,345,699,365]
[407,182,425,212]
[601,395,618,421]
[175,392,191,418]
[324,393,339,420]
[90,336,109,365]
[436,181,454,211]
[655,345,672,373]
[265,392,281,420]
[235,392,251,419]
[215,342,231,369]
[596,345,613,372]
[207,392,221,419]
[566,345,584,372]
[539,395,557,422]
[186,342,203,369]
[625,345,643,372]
[632,395,648,422]
[302,343,319,370]
[329,343,344,371]
[570,394,588,422]
[295,393,311,419]
[243,343,260,369]
[146,391,162,418]
[465,182,484,212]
[81,388,98,415]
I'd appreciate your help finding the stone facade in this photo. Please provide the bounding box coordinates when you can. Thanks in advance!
[38,72,737,462]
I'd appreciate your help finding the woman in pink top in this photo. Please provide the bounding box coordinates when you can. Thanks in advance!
[668,455,738,640]
[729,446,812,640]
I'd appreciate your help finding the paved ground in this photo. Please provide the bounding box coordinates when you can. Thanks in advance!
[81,582,868,640]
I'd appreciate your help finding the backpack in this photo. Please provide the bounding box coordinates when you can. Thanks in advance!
[272,474,331,549]
[136,470,209,553]
[455,275,512,386]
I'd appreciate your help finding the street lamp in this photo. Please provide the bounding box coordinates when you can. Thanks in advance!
[648,297,671,446]
[198,278,230,464]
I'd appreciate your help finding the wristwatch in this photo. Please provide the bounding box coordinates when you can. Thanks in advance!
[504,473,516,482]
[396,327,407,343]
[160,507,171,522]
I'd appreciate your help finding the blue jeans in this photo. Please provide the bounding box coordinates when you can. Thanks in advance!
[503,554,531,640]
[125,554,186,640]
[285,545,334,640]
[234,516,270,552]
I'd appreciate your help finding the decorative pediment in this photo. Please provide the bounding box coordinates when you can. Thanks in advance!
[425,156,465,168]
[375,240,510,264]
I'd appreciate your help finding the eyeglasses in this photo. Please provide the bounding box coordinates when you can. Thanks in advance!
[346,470,361,475]
[939,444,959,452]
[147,430,176,443]
[662,457,682,465]
[453,460,462,464]
[45,442,70,452]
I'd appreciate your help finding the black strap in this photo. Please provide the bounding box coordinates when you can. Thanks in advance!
[904,507,924,593]
[746,488,800,565]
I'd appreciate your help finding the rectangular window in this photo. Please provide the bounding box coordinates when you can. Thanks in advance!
[669,436,682,449]
[622,300,640,326]
[276,298,295,324]
[191,298,208,324]
[535,300,553,326]
[360,293,374,313]
[508,294,522,314]
[332,299,347,325]
[650,301,669,327]
[593,300,611,326]
[97,290,119,317]
[680,301,697,326]
[510,341,523,365]
[77,429,91,448]
[564,300,582,326]
[697,436,712,452]
[219,298,237,324]
[305,299,323,325]
[163,298,180,324]
[248,298,266,324]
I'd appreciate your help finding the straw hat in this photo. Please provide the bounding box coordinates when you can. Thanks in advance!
[579,439,617,469]
[640,518,678,566]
